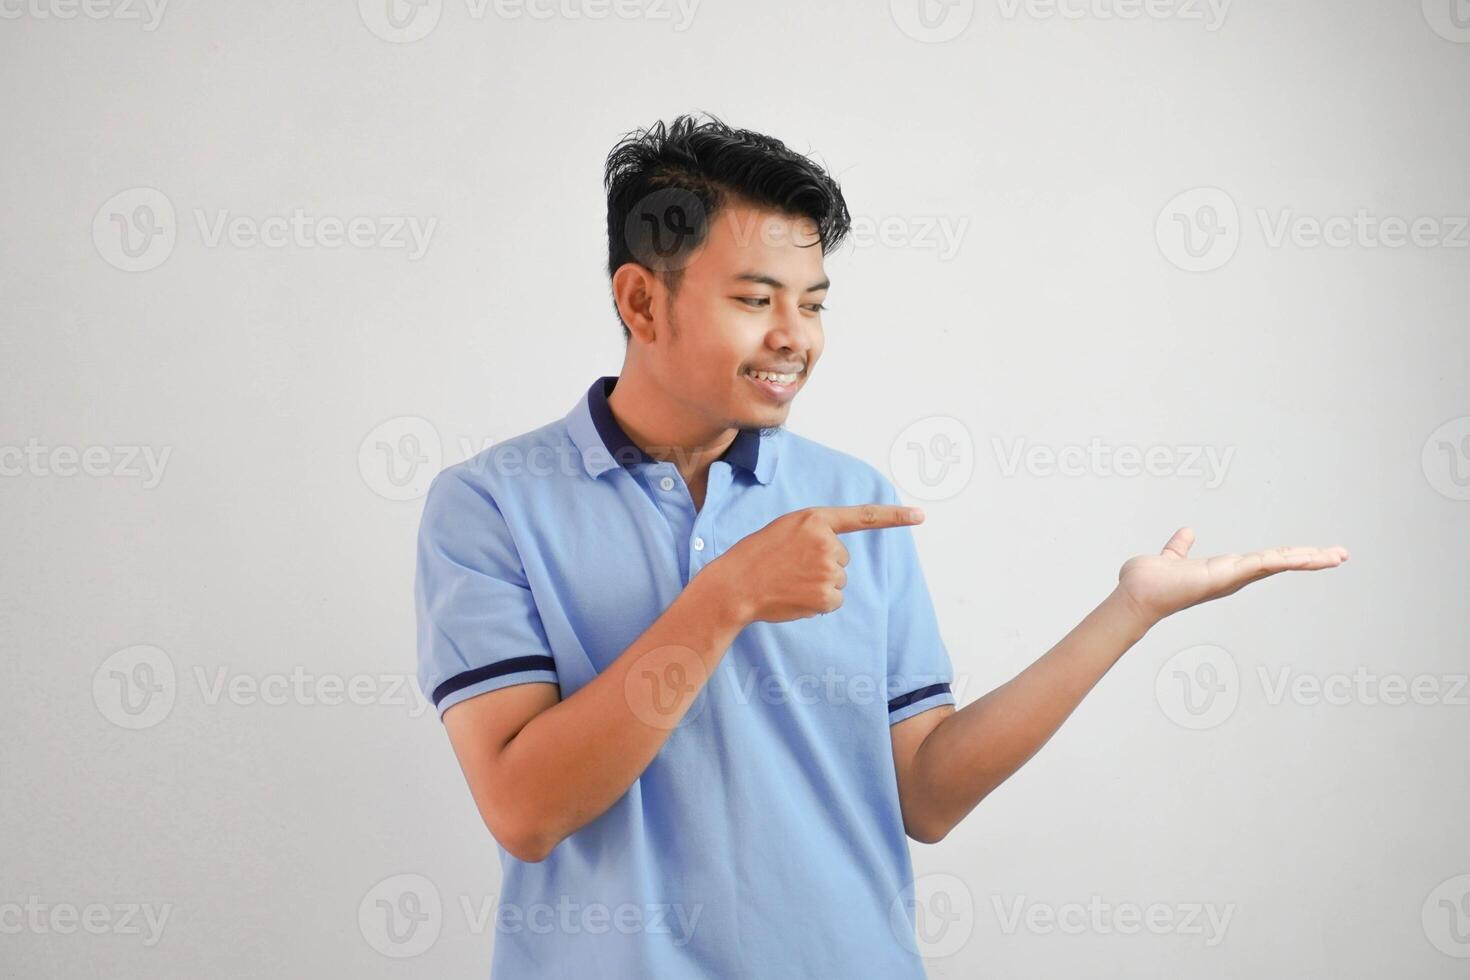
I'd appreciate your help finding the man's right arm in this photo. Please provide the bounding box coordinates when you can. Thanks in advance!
[433,499,919,862]
[442,569,748,863]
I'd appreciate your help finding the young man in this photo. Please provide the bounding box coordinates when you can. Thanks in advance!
[414,113,1349,978]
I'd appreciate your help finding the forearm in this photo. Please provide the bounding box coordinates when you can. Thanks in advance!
[906,587,1155,840]
[496,571,748,855]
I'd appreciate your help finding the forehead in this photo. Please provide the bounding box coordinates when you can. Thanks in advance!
[689,201,825,280]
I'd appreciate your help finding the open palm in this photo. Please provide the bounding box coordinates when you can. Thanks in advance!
[1117,527,1350,626]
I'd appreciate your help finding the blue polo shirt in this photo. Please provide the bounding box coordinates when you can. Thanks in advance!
[415,375,957,978]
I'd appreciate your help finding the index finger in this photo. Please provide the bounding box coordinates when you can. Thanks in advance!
[816,504,925,534]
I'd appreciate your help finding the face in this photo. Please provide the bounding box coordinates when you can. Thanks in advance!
[625,199,829,432]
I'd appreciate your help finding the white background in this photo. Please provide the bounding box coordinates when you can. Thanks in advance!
[2,0,1468,976]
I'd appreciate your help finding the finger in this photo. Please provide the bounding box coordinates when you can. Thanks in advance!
[832,541,850,567]
[819,504,925,535]
[1239,546,1349,578]
[1160,526,1195,559]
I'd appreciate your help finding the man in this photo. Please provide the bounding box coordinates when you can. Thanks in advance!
[414,112,1349,977]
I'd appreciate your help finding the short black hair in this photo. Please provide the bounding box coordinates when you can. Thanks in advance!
[604,111,852,342]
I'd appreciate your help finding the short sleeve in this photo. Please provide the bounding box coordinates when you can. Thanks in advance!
[414,468,560,720]
[876,477,958,725]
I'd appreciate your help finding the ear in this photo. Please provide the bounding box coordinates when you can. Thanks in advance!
[611,263,659,343]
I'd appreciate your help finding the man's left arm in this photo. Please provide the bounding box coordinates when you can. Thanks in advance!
[890,527,1349,844]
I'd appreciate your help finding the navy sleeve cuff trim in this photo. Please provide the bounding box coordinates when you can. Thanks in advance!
[433,655,557,707]
[887,682,952,714]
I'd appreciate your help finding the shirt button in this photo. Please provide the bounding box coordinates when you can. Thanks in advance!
[692,536,705,551]
[659,476,675,491]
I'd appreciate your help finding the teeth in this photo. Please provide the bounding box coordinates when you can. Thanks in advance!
[749,369,797,384]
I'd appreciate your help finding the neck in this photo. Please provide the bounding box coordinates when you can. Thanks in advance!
[606,369,738,488]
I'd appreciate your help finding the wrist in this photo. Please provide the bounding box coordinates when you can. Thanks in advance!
[688,559,752,632]
[1105,585,1160,639]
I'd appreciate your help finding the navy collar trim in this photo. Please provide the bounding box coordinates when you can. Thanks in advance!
[586,375,762,476]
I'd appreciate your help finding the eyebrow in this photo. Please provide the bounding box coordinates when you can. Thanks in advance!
[732,272,831,293]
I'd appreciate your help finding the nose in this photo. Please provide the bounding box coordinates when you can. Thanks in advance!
[766,303,816,364]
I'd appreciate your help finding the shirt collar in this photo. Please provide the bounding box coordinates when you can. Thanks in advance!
[566,375,777,485]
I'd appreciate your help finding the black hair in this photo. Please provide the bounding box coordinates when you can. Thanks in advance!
[604,111,852,342]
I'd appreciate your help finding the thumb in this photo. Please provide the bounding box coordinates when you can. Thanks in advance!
[1160,526,1195,559]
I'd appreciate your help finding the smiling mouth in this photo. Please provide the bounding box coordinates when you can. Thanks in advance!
[742,367,801,386]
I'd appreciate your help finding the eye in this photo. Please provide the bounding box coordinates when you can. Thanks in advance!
[803,303,827,313]
[739,297,771,308]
